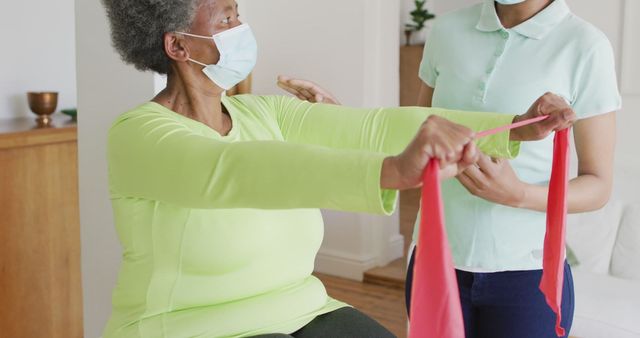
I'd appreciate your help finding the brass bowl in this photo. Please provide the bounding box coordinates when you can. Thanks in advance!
[27,92,59,127]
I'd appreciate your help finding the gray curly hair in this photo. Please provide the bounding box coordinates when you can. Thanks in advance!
[102,0,200,74]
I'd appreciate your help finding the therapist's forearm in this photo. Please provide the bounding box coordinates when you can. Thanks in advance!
[517,113,616,213]
[517,175,612,213]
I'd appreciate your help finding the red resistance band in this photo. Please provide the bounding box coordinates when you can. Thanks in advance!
[409,117,571,338]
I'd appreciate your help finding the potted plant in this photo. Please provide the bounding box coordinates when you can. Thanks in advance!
[405,0,436,46]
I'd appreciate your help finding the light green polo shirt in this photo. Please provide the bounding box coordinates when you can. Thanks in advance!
[414,0,622,272]
[104,95,519,337]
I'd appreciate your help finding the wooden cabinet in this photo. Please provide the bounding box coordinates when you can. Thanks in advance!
[400,44,425,107]
[399,45,426,257]
[0,116,83,337]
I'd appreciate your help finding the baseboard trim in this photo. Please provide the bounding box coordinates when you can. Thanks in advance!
[314,249,378,282]
[387,233,405,264]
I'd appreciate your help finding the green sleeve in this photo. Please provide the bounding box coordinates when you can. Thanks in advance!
[254,95,520,159]
[109,97,520,215]
[108,111,396,214]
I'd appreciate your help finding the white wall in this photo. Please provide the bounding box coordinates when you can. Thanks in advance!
[241,0,399,107]
[0,0,77,120]
[240,0,403,281]
[612,0,640,203]
[75,1,157,336]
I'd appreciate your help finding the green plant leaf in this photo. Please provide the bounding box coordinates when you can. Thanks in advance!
[406,0,435,32]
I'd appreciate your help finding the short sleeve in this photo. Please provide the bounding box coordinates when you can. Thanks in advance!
[571,37,622,119]
[418,22,441,87]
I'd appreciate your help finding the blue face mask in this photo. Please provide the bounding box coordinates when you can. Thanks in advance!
[495,0,527,4]
[177,24,258,90]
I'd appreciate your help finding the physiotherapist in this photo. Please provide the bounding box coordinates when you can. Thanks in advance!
[280,0,620,337]
[406,1,620,337]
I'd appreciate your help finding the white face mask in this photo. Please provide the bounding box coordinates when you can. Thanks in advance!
[177,24,258,90]
[495,0,527,4]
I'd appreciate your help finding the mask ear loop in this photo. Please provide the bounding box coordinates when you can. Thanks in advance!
[174,32,212,68]
[175,31,214,40]
[187,58,208,67]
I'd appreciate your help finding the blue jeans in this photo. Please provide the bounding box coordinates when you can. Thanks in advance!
[405,248,575,338]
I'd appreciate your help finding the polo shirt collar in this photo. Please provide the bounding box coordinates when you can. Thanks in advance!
[476,0,571,40]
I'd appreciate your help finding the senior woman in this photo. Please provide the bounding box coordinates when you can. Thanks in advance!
[101,0,574,337]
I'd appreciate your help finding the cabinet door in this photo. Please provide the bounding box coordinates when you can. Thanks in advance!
[0,141,82,338]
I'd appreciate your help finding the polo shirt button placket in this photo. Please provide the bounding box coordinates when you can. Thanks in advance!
[480,62,497,102]
[482,34,509,102]
[478,32,509,103]
[477,80,488,102]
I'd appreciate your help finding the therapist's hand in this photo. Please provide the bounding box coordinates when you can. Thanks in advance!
[512,92,576,141]
[457,153,526,207]
[277,75,341,105]
[381,115,479,190]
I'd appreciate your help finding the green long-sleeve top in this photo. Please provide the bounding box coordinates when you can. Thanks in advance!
[104,95,520,338]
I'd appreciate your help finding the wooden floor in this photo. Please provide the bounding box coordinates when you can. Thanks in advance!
[364,258,406,289]
[314,273,407,338]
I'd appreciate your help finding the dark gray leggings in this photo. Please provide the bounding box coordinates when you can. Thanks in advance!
[251,307,396,338]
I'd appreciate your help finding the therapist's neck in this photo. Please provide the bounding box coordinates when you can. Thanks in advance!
[153,63,231,135]
[496,0,553,29]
